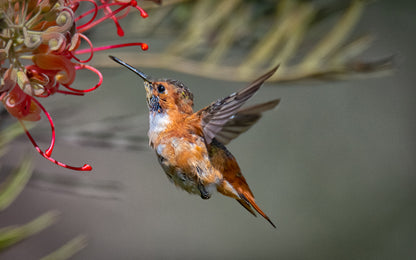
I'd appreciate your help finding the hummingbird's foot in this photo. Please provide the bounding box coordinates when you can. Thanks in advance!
[198,181,211,200]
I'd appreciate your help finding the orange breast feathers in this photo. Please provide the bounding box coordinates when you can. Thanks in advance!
[150,112,220,182]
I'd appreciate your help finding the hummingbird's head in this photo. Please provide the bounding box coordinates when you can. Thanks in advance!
[110,56,194,114]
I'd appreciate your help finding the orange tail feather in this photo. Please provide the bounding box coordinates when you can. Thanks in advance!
[239,193,276,228]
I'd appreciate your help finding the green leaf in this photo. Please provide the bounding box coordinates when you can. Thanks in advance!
[0,158,33,211]
[0,210,60,251]
[97,0,392,82]
[41,235,87,260]
[0,122,30,148]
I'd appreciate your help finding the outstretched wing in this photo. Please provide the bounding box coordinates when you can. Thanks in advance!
[214,99,280,145]
[197,66,279,144]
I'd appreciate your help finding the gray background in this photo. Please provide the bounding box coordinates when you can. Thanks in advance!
[1,1,415,259]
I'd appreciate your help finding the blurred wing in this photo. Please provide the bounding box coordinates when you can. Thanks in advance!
[215,99,280,145]
[198,66,279,144]
[30,111,149,152]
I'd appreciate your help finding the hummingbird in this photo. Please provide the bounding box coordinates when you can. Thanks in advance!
[110,56,279,228]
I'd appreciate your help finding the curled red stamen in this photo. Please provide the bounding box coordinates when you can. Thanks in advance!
[77,2,136,33]
[75,0,132,25]
[77,0,148,36]
[2,0,148,171]
[100,0,126,36]
[61,64,103,93]
[55,89,85,96]
[18,106,92,171]
[29,98,55,156]
[113,5,131,21]
[70,34,94,63]
[75,42,148,55]
[74,0,99,24]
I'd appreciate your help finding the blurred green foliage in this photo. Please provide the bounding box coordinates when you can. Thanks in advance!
[0,123,85,259]
[98,0,391,82]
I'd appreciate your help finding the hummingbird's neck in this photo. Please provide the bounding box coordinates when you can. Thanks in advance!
[148,110,170,132]
[147,110,171,146]
[148,95,163,113]
[147,108,194,147]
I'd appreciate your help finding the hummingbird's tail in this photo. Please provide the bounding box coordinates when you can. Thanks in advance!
[217,178,276,228]
[211,139,276,228]
[237,193,276,228]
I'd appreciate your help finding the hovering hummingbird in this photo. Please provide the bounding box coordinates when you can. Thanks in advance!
[110,56,279,228]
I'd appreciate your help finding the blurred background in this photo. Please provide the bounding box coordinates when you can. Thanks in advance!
[1,0,415,259]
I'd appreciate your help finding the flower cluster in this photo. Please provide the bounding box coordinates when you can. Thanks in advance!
[0,0,148,170]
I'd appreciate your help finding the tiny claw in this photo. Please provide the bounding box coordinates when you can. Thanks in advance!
[198,181,211,200]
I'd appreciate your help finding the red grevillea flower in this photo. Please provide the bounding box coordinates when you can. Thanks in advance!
[0,0,148,171]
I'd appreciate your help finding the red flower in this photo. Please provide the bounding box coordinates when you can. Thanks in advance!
[0,0,148,171]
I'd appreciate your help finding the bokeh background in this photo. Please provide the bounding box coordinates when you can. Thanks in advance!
[1,0,415,259]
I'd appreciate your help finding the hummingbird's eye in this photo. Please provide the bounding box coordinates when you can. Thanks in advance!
[157,84,165,93]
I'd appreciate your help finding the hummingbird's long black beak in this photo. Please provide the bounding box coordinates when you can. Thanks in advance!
[109,55,152,82]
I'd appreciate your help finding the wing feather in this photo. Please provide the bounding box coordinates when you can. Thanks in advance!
[198,66,279,144]
[216,99,280,145]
